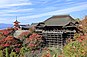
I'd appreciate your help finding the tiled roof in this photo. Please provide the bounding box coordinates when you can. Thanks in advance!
[43,15,76,26]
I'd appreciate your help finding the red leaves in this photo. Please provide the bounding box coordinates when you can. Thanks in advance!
[29,33,42,41]
[0,43,10,48]
[14,48,20,53]
[25,33,43,49]
[0,29,13,36]
[3,30,10,35]
[29,44,35,47]
[28,33,42,44]
[77,35,87,42]
[0,36,22,48]
[3,43,10,47]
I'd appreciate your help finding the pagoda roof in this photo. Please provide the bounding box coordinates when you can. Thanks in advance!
[14,20,20,23]
[43,15,76,26]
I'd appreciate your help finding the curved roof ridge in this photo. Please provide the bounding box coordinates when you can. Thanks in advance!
[52,14,70,17]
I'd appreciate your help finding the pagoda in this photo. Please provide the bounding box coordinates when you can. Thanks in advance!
[13,19,20,29]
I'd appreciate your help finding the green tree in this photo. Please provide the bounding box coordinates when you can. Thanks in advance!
[5,47,9,57]
[10,52,17,57]
[0,50,4,57]
[19,47,30,57]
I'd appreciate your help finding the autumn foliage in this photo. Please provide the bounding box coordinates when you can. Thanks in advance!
[18,31,31,40]
[0,29,14,36]
[0,36,22,50]
[25,33,43,50]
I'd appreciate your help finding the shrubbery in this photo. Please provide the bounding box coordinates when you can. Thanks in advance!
[63,35,87,57]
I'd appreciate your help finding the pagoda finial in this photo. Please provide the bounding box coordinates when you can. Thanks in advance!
[14,16,20,23]
[16,16,17,21]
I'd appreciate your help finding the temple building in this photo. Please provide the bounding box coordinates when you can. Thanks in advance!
[20,24,31,30]
[35,15,79,48]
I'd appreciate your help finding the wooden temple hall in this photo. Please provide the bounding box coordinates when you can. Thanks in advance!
[34,15,79,48]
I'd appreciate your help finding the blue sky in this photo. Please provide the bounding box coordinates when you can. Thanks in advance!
[0,0,87,24]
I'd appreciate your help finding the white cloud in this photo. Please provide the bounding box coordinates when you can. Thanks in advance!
[6,3,32,7]
[0,8,34,17]
[66,0,72,1]
[0,3,32,8]
[0,1,87,24]
[19,2,87,20]
[0,0,31,4]
[0,0,32,8]
[0,8,33,14]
